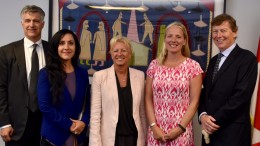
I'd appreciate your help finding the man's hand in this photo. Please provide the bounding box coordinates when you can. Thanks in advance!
[0,126,14,142]
[201,114,220,134]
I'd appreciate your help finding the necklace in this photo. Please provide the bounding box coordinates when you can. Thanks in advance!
[121,76,127,82]
[115,70,127,82]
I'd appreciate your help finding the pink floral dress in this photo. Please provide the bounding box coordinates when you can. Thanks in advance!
[146,58,203,146]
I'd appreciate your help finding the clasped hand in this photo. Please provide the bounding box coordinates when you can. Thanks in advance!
[201,114,220,134]
[70,119,86,135]
[151,125,183,143]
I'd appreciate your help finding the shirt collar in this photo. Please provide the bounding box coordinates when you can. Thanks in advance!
[24,37,42,47]
[221,43,236,57]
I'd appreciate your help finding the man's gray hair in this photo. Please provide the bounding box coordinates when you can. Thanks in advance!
[20,5,45,21]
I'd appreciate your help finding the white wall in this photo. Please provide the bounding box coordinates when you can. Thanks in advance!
[0,0,49,47]
[226,0,260,55]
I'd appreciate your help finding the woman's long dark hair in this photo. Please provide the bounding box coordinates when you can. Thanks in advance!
[46,29,81,104]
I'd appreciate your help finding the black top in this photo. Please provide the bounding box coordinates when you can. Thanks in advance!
[115,70,138,136]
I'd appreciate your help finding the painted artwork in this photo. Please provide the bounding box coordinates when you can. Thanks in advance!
[58,0,214,75]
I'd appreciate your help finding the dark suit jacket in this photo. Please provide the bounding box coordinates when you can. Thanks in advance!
[198,44,257,146]
[0,39,49,140]
[37,67,90,146]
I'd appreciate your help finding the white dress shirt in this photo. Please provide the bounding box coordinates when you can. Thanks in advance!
[24,37,46,87]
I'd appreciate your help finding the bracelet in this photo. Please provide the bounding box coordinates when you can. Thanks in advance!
[150,122,156,127]
[177,124,186,132]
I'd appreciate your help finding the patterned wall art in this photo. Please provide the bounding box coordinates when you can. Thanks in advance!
[57,0,215,75]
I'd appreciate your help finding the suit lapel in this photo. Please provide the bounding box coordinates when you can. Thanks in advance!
[205,57,216,96]
[14,40,28,86]
[107,65,119,110]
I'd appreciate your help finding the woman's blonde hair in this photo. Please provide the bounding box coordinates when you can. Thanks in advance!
[157,22,190,64]
[110,36,134,64]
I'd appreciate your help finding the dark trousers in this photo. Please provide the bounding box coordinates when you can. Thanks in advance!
[114,135,137,146]
[6,110,42,146]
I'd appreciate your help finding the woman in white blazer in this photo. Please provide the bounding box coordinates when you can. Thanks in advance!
[89,36,147,146]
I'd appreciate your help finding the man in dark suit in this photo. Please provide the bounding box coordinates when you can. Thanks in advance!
[0,5,49,146]
[198,14,257,146]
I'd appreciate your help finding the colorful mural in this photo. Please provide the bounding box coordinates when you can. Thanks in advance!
[58,0,214,75]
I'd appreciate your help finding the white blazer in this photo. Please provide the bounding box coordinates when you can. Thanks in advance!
[89,65,147,146]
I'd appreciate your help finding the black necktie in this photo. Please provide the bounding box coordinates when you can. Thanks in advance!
[212,53,224,82]
[29,44,39,112]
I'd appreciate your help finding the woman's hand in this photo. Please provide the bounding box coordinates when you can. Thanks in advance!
[70,119,86,135]
[164,127,183,141]
[151,125,166,143]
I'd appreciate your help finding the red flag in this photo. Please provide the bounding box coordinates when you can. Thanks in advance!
[251,37,260,146]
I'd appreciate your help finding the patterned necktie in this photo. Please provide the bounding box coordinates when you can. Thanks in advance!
[212,53,224,82]
[29,44,39,112]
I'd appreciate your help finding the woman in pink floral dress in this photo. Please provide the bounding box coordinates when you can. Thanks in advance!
[145,22,203,146]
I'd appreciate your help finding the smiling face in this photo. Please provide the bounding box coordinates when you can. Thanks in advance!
[165,25,186,55]
[212,21,237,51]
[110,42,132,67]
[21,12,44,42]
[58,33,76,64]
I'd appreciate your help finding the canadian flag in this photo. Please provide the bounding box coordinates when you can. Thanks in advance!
[251,37,260,146]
